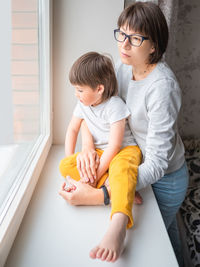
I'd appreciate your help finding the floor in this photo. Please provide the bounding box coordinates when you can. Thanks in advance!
[5,145,178,267]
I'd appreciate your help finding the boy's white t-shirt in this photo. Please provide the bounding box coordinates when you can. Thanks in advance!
[73,96,137,150]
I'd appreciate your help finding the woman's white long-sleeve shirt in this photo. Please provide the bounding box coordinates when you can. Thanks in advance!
[116,60,185,190]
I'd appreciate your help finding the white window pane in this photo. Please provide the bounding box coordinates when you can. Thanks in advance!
[0,0,44,221]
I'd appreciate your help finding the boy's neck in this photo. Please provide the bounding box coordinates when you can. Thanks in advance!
[91,98,104,107]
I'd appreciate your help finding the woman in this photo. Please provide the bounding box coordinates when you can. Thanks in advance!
[59,2,189,265]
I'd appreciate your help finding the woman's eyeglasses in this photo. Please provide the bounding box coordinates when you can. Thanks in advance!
[114,29,149,47]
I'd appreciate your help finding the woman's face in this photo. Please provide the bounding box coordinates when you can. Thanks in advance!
[117,25,155,67]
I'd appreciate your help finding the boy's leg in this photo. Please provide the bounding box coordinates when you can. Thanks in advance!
[59,152,82,181]
[109,145,142,228]
[90,145,142,262]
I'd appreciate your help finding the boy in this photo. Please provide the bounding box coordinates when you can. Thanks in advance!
[59,52,141,262]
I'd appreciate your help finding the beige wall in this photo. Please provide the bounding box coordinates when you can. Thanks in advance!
[53,0,124,145]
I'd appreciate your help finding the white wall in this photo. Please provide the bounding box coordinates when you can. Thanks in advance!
[53,0,124,145]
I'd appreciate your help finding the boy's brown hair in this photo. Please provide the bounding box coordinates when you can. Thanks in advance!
[117,1,168,64]
[69,52,118,101]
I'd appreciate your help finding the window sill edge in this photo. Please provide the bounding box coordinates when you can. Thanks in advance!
[0,134,52,267]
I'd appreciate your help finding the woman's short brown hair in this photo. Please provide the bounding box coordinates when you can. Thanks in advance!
[117,1,168,64]
[69,52,118,101]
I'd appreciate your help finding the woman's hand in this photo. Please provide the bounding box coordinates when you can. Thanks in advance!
[59,178,103,206]
[76,148,100,184]
[59,179,142,206]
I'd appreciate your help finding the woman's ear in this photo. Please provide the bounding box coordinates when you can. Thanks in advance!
[97,84,104,95]
[150,44,155,54]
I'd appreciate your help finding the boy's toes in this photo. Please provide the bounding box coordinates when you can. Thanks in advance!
[106,249,114,262]
[111,251,117,262]
[96,248,105,259]
[101,248,109,261]
[89,246,99,259]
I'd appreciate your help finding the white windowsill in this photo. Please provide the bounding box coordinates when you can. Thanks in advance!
[0,135,52,267]
[5,145,178,267]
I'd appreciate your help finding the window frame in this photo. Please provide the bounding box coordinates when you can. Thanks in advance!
[0,0,52,265]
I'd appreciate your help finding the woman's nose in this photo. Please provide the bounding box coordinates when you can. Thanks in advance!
[121,37,131,49]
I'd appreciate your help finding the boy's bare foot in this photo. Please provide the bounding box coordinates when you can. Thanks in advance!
[89,213,128,262]
[134,191,143,204]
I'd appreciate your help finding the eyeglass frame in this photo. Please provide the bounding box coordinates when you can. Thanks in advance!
[114,29,149,47]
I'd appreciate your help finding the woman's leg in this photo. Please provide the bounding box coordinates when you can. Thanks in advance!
[152,162,189,267]
[90,146,142,262]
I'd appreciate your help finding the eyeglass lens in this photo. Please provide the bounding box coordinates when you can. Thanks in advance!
[115,30,143,47]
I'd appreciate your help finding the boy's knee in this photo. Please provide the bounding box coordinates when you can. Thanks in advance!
[59,155,76,177]
[59,157,70,177]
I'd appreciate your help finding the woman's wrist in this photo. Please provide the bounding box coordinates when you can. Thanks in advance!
[97,188,105,205]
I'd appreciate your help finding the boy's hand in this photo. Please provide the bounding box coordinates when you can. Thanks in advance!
[76,148,100,183]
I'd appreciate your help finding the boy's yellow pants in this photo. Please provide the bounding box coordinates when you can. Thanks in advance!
[59,145,141,228]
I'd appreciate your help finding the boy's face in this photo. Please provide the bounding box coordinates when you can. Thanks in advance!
[74,84,104,106]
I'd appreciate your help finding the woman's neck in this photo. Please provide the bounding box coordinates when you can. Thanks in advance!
[132,63,157,81]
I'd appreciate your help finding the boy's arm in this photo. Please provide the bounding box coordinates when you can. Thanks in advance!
[81,120,95,150]
[76,121,100,182]
[65,115,83,156]
[96,118,125,180]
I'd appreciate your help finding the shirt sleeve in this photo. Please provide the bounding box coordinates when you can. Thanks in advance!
[73,101,84,119]
[107,97,130,124]
[136,78,182,190]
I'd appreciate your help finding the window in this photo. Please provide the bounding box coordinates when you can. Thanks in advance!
[0,0,40,221]
[0,0,52,264]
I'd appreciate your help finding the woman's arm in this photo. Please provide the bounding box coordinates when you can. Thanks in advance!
[96,119,125,179]
[136,79,182,190]
[65,116,83,156]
